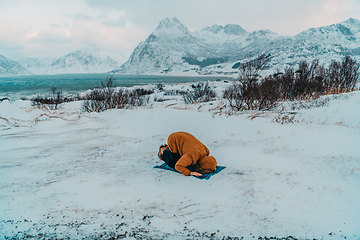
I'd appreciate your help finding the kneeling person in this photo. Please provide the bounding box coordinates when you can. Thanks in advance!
[158,131,217,177]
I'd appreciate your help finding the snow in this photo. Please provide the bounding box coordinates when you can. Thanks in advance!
[1,81,360,239]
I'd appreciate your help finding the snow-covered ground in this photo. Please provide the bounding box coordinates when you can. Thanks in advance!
[1,81,360,239]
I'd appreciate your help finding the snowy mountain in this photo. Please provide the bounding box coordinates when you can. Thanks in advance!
[113,17,360,75]
[19,45,126,75]
[0,54,31,76]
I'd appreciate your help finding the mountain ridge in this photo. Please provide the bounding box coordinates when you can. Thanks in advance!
[0,54,31,76]
[17,44,126,75]
[2,17,360,76]
[113,17,360,76]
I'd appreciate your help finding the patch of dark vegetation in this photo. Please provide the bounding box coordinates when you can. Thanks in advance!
[153,97,170,102]
[183,56,229,68]
[31,86,81,110]
[224,54,359,111]
[156,83,165,91]
[82,77,153,112]
[161,68,172,73]
[27,77,154,112]
[0,97,10,102]
[182,81,216,104]
[164,89,187,96]
[258,236,301,240]
[132,88,154,96]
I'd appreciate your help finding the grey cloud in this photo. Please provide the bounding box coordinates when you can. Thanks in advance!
[50,23,62,28]
[102,17,127,28]
[84,0,355,36]
[85,0,125,9]
[27,31,72,44]
[64,13,94,21]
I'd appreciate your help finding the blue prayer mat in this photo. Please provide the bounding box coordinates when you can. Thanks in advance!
[153,163,226,180]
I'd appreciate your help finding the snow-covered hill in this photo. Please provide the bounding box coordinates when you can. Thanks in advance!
[19,45,127,75]
[0,54,31,76]
[113,17,360,75]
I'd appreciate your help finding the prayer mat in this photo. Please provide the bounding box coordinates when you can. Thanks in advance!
[154,163,226,180]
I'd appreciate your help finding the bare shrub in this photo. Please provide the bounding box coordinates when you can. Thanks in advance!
[132,88,154,96]
[81,87,151,112]
[156,83,165,91]
[31,86,78,110]
[101,77,116,89]
[272,112,297,124]
[164,90,186,96]
[82,77,152,112]
[224,55,359,112]
[223,83,245,111]
[182,82,216,104]
[223,77,279,111]
[238,54,271,83]
[0,97,10,102]
[326,56,359,94]
[258,76,280,110]
[153,97,169,102]
[224,54,274,111]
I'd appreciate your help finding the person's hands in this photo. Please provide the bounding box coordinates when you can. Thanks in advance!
[190,172,202,177]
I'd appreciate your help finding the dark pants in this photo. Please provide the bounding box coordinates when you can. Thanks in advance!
[161,149,181,168]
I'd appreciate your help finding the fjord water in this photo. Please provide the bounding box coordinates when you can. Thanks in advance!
[0,73,224,100]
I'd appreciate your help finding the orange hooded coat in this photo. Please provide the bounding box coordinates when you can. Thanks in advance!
[167,132,217,176]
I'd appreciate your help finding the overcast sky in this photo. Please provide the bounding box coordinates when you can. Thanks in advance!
[1,0,359,60]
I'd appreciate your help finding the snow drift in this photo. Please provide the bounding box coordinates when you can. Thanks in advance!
[0,81,359,239]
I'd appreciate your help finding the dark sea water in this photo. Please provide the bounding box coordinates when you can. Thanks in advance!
[0,73,227,100]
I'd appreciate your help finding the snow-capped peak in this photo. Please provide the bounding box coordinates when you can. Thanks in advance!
[200,24,247,36]
[154,17,190,35]
[18,45,126,75]
[340,17,360,31]
[73,44,101,55]
[341,17,360,25]
[64,44,120,61]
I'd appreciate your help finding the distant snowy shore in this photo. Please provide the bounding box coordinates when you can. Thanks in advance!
[1,81,359,239]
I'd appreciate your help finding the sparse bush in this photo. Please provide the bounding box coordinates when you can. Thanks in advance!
[31,86,77,110]
[27,77,153,112]
[153,97,169,102]
[126,88,151,107]
[223,54,274,110]
[326,56,359,94]
[81,87,151,112]
[101,77,116,89]
[182,82,216,104]
[132,88,154,96]
[156,83,165,91]
[223,83,245,111]
[223,78,278,111]
[272,112,297,124]
[258,76,281,110]
[224,55,359,112]
[164,90,187,96]
[238,54,271,83]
